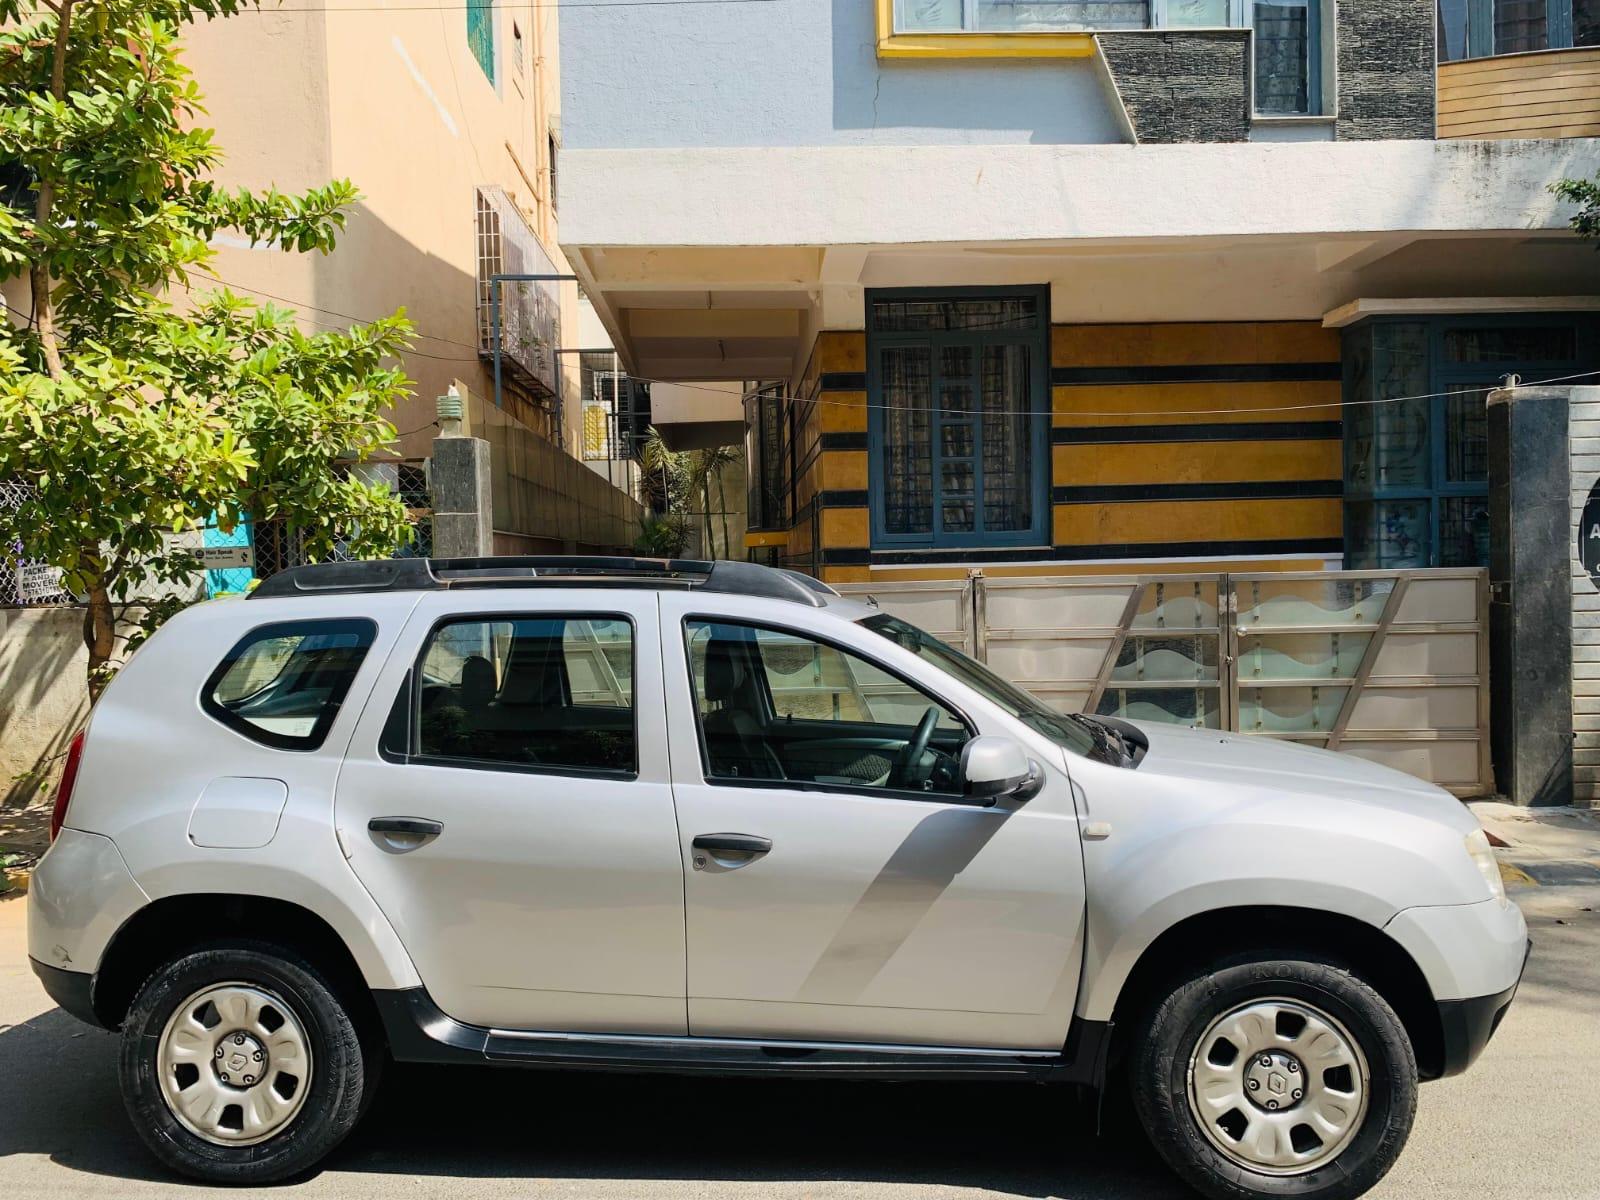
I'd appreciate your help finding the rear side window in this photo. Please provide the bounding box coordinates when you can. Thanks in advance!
[202,619,376,751]
[413,614,635,776]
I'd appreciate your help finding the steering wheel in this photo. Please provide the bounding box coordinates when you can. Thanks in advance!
[891,706,940,790]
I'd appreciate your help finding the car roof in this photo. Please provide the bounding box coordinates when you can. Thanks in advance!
[252,556,878,621]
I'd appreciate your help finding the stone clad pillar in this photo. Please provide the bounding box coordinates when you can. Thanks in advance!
[1488,384,1572,806]
[430,387,494,559]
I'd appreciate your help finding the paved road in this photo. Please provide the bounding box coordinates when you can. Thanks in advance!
[2,888,1596,1200]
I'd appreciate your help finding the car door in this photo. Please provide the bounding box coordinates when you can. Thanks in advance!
[335,590,687,1034]
[659,592,1087,1051]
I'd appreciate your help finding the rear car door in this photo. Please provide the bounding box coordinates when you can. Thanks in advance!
[659,592,1087,1051]
[335,589,687,1034]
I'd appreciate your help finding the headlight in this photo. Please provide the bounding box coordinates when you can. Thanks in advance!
[1464,828,1508,906]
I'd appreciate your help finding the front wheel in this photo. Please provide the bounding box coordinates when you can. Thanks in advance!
[1130,957,1417,1200]
[119,943,372,1184]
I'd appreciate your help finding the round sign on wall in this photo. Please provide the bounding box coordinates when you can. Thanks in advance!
[1582,479,1600,587]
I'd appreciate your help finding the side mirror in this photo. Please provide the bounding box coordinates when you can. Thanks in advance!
[960,735,1044,806]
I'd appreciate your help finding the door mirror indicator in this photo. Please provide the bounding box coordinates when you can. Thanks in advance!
[959,736,1043,806]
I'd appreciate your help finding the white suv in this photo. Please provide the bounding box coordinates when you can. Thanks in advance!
[28,557,1526,1198]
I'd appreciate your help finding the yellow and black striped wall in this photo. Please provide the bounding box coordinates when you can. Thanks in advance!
[761,323,1343,586]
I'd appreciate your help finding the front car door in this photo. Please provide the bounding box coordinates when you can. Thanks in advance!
[658,592,1087,1051]
[335,590,686,1034]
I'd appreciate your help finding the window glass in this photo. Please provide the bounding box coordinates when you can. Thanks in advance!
[1345,499,1430,569]
[685,620,969,794]
[1441,325,1578,364]
[203,619,375,751]
[467,0,495,85]
[1437,0,1471,60]
[1494,0,1549,51]
[1579,0,1600,45]
[861,613,1098,755]
[1440,496,1491,568]
[1169,0,1231,23]
[416,615,634,774]
[974,0,1149,29]
[1254,0,1314,115]
[870,292,1046,549]
[1444,385,1490,485]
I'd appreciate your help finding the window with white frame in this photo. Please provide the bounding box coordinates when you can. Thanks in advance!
[894,0,1324,115]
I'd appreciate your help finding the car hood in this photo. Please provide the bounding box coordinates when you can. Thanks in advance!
[1124,720,1480,833]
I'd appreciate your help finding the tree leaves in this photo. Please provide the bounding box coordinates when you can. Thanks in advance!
[0,1,415,685]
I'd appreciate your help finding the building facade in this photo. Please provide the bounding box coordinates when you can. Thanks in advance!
[182,0,640,555]
[558,0,1599,585]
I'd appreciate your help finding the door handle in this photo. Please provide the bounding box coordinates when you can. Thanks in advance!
[691,832,771,871]
[368,816,443,852]
[692,833,772,855]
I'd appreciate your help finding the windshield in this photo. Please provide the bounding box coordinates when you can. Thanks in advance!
[860,613,1097,756]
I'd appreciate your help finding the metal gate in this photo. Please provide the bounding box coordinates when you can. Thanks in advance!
[838,568,1490,796]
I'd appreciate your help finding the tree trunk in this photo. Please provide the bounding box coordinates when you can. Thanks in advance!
[702,472,716,558]
[82,581,117,703]
[31,0,76,380]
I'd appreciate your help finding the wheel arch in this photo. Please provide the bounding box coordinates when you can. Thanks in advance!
[90,893,383,1041]
[1102,905,1446,1081]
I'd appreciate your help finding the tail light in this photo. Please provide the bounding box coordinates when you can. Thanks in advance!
[50,729,86,843]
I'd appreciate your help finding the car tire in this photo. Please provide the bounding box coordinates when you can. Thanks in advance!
[118,941,372,1184]
[1130,956,1417,1200]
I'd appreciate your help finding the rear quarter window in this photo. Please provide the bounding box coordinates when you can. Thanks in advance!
[202,618,377,751]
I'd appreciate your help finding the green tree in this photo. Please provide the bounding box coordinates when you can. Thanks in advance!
[1553,174,1600,244]
[0,1,413,695]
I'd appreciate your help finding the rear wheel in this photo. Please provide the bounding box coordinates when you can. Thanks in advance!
[1130,957,1417,1200]
[119,943,372,1183]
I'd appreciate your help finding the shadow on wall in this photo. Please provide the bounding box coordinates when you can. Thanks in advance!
[305,200,493,462]
[0,609,89,817]
[828,0,1122,144]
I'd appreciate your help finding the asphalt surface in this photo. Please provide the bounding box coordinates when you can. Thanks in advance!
[1,887,1596,1200]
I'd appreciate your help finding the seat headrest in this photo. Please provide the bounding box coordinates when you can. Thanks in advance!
[459,655,496,709]
[702,637,748,703]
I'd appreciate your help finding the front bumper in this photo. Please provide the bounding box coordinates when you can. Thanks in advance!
[1435,939,1530,1077]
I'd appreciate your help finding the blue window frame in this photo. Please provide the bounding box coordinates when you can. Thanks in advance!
[1439,0,1599,60]
[866,286,1051,551]
[1342,313,1599,568]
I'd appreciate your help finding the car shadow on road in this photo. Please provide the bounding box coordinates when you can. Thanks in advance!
[0,1004,1187,1198]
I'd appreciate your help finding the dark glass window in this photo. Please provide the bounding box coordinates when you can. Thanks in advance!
[745,386,787,532]
[1442,326,1578,364]
[868,289,1049,550]
[685,619,969,795]
[1254,0,1316,115]
[414,615,634,774]
[1494,0,1549,51]
[1343,315,1595,569]
[203,619,376,751]
[1579,0,1600,43]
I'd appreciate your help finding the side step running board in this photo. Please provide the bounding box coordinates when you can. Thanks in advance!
[373,987,1111,1086]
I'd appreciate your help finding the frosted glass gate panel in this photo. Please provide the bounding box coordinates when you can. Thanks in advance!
[843,568,1489,795]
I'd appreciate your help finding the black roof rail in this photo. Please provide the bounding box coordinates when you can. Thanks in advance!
[250,556,835,608]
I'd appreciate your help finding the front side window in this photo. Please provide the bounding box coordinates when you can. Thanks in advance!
[868,289,1049,550]
[203,619,376,751]
[413,614,635,774]
[685,620,970,796]
[861,614,1099,756]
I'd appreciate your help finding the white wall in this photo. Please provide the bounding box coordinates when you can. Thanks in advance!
[559,0,1121,148]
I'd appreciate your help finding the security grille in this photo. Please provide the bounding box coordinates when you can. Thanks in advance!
[475,185,561,400]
